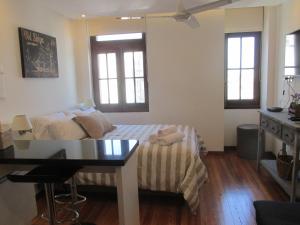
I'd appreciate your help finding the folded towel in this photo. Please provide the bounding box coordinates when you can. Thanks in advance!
[158,132,184,146]
[157,126,177,136]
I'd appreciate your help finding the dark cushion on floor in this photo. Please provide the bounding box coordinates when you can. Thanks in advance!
[253,201,300,225]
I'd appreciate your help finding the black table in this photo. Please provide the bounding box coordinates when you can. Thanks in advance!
[0,139,140,225]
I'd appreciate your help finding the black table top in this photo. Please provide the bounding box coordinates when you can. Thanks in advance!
[0,139,139,167]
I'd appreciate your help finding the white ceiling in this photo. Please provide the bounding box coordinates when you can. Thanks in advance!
[37,0,287,19]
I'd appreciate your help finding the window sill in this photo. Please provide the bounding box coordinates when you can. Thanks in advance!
[224,105,260,110]
[98,104,149,113]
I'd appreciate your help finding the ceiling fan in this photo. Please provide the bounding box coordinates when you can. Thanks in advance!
[147,0,237,28]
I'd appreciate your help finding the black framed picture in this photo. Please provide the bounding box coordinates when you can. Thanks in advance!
[18,27,59,78]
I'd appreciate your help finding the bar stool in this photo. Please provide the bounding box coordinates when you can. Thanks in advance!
[55,175,87,206]
[7,166,81,225]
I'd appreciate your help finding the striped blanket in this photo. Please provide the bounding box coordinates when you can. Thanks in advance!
[77,124,208,213]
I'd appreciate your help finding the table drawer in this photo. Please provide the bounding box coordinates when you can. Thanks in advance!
[268,119,282,137]
[282,126,295,145]
[261,115,281,137]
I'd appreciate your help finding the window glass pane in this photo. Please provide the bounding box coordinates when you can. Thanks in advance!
[228,37,241,69]
[227,69,240,100]
[125,78,135,103]
[241,69,254,100]
[135,78,145,103]
[124,52,134,78]
[96,33,142,42]
[107,53,117,78]
[98,54,107,79]
[99,80,109,104]
[134,51,144,77]
[285,67,296,76]
[108,79,119,104]
[242,37,255,68]
[285,34,295,67]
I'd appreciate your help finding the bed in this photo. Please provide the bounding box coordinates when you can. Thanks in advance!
[30,111,208,213]
[76,124,208,213]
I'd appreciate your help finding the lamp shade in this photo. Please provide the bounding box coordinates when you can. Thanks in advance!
[11,115,32,131]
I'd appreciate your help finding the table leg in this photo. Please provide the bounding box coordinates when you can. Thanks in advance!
[291,134,299,202]
[116,151,140,225]
[44,183,57,225]
[257,127,265,171]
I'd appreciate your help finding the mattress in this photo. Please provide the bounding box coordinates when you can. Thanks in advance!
[77,124,208,213]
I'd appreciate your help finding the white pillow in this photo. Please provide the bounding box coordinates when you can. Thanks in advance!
[82,107,96,114]
[31,112,66,139]
[48,117,87,140]
[64,109,81,117]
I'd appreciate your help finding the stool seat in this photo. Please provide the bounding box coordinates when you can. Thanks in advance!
[7,166,80,183]
[254,201,300,225]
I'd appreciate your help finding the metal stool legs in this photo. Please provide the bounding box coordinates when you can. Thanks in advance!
[44,183,57,225]
[6,166,81,225]
[55,176,86,206]
[42,183,79,225]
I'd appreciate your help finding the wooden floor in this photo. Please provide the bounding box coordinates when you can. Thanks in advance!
[32,151,288,225]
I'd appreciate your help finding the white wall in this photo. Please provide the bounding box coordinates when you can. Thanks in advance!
[223,7,263,146]
[0,0,77,123]
[225,7,264,33]
[261,7,278,111]
[72,11,225,151]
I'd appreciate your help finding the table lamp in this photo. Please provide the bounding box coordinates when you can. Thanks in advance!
[11,115,33,140]
[79,98,96,110]
[84,98,96,107]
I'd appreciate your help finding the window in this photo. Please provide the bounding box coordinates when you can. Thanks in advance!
[90,33,149,112]
[284,32,300,76]
[225,32,261,109]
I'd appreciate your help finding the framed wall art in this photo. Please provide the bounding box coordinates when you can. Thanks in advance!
[18,27,59,78]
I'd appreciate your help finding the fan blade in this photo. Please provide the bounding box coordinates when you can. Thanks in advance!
[176,0,185,13]
[147,15,174,19]
[187,0,234,14]
[184,15,200,28]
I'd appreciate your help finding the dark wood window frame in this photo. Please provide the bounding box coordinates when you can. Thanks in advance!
[90,33,149,113]
[224,32,261,109]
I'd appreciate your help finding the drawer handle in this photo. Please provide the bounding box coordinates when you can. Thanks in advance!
[284,133,294,143]
[271,126,278,133]
[262,120,268,126]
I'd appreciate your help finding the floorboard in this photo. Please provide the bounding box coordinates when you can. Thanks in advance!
[32,151,288,225]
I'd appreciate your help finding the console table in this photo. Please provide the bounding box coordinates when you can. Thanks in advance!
[0,139,140,225]
[257,110,300,202]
